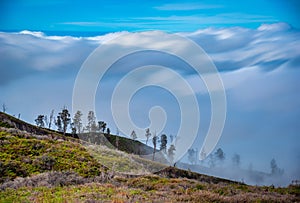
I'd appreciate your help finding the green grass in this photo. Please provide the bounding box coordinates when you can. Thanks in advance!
[86,144,167,174]
[0,121,13,128]
[1,177,299,203]
[0,112,299,203]
[0,183,151,203]
[0,131,106,182]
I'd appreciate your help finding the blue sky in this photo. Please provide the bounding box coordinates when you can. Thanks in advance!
[1,0,300,32]
[0,1,299,186]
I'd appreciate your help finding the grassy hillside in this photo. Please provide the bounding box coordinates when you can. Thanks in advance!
[0,112,165,161]
[0,129,107,182]
[0,112,299,202]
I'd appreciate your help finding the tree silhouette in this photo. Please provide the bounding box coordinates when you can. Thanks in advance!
[106,128,110,135]
[160,134,167,153]
[2,103,7,113]
[131,130,137,140]
[48,109,54,129]
[145,128,151,145]
[87,111,97,133]
[168,144,176,165]
[44,115,48,128]
[98,121,107,133]
[152,132,157,161]
[55,115,62,132]
[73,110,83,133]
[35,115,45,127]
[215,148,225,163]
[232,153,240,168]
[270,158,284,176]
[59,108,71,135]
[188,148,196,165]
[71,122,76,135]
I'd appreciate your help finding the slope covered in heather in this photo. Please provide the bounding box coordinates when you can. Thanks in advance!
[0,112,299,202]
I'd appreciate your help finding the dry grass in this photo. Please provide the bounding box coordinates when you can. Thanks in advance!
[0,113,299,203]
[1,173,299,202]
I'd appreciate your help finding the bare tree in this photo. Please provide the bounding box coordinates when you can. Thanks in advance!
[232,153,240,168]
[44,115,48,128]
[145,128,151,145]
[131,130,137,140]
[2,103,7,113]
[49,109,54,129]
[87,111,97,133]
[55,116,62,132]
[55,115,62,132]
[152,131,157,161]
[270,158,284,176]
[188,148,196,165]
[168,144,176,165]
[215,148,225,164]
[73,110,83,133]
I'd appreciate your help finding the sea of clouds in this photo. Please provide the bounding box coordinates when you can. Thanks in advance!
[0,22,299,186]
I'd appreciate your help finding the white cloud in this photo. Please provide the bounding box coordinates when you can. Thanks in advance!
[0,30,98,83]
[184,23,300,72]
[258,22,292,31]
[0,24,299,184]
[1,23,299,87]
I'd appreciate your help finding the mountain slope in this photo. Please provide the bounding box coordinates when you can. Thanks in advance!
[0,112,299,202]
[0,112,164,160]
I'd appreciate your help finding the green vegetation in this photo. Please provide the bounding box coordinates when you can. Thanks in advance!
[86,144,166,174]
[0,112,299,202]
[1,176,299,202]
[0,130,106,182]
[0,121,13,128]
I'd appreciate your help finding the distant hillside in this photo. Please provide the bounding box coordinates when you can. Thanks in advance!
[0,112,63,137]
[177,162,278,186]
[0,112,165,162]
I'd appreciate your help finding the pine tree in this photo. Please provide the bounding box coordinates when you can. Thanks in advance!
[131,130,137,140]
[55,115,62,132]
[160,134,167,153]
[152,131,157,161]
[87,111,97,133]
[168,144,176,165]
[73,110,83,133]
[35,115,45,127]
[98,121,107,133]
[59,108,71,135]
[49,109,54,129]
[145,128,151,145]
